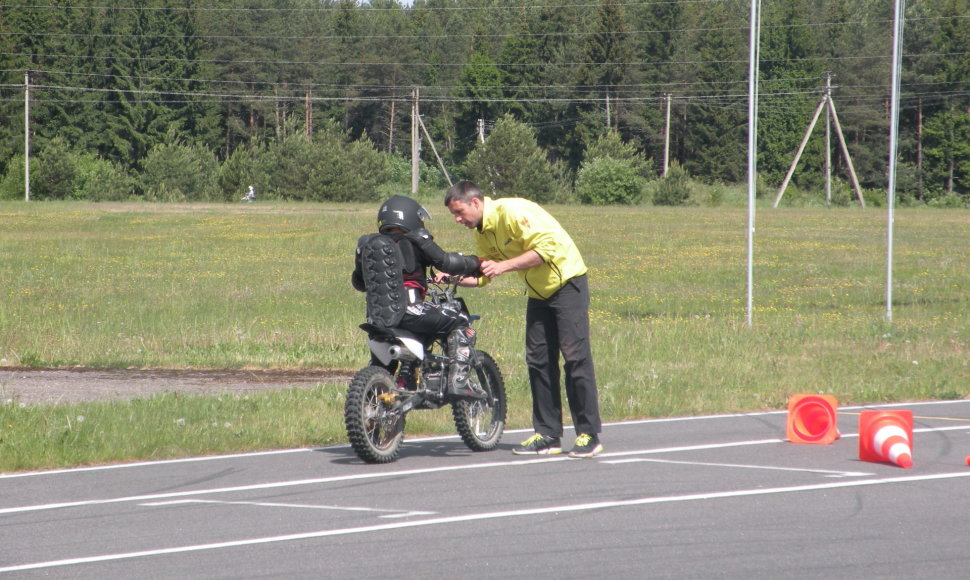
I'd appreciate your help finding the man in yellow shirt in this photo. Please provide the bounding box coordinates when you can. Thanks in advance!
[444,181,603,458]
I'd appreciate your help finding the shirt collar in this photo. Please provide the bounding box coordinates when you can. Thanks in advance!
[478,196,495,233]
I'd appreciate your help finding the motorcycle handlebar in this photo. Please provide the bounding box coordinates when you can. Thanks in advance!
[428,269,461,288]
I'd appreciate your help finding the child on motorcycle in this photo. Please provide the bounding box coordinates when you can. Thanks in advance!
[351,195,484,398]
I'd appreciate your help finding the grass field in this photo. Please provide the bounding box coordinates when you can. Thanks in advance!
[1,201,968,471]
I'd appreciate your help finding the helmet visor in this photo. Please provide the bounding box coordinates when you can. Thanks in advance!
[417,204,432,222]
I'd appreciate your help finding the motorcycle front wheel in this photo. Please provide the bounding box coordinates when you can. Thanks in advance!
[453,350,506,452]
[345,365,405,463]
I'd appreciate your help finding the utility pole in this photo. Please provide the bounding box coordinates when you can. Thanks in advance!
[304,88,313,141]
[663,93,672,177]
[416,113,452,187]
[824,73,832,204]
[477,118,485,144]
[773,76,864,208]
[916,96,923,199]
[605,92,611,129]
[411,87,419,195]
[387,96,396,154]
[24,71,30,202]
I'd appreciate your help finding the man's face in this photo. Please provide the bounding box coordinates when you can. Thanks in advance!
[447,197,483,229]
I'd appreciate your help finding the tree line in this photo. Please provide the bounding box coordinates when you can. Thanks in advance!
[0,0,967,205]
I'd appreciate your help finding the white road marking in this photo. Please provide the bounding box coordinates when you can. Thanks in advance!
[603,457,872,478]
[5,425,970,517]
[3,402,970,573]
[140,499,434,518]
[602,438,784,458]
[3,400,967,480]
[4,470,970,574]
[0,448,315,480]
[0,457,564,516]
[832,424,970,439]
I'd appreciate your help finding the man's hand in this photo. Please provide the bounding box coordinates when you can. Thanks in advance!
[479,259,506,279]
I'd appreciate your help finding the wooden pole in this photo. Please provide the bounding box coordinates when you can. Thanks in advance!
[605,92,611,128]
[773,96,826,208]
[774,78,865,209]
[824,73,832,204]
[417,114,452,187]
[24,71,30,202]
[827,99,865,207]
[387,97,395,154]
[663,93,671,177]
[411,87,419,195]
[305,88,313,141]
[916,96,923,200]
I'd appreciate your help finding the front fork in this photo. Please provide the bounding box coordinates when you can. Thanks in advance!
[375,340,482,414]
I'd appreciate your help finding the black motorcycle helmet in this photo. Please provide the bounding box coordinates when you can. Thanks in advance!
[377,195,432,234]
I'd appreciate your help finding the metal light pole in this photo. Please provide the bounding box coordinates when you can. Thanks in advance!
[746,0,761,328]
[25,71,30,202]
[886,0,906,323]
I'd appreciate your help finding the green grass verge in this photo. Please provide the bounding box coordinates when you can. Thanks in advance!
[1,201,968,472]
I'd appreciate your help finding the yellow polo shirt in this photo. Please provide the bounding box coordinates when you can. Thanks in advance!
[473,196,587,300]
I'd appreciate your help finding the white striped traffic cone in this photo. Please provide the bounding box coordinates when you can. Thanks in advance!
[858,410,913,469]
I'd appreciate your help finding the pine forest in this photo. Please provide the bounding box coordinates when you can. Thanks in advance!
[0,0,967,205]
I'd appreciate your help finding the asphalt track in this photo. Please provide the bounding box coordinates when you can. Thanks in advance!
[3,400,970,579]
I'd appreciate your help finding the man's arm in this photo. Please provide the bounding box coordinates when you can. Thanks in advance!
[447,242,542,288]
[480,249,542,279]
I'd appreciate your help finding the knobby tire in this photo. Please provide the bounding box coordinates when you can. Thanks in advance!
[345,365,405,464]
[452,350,506,452]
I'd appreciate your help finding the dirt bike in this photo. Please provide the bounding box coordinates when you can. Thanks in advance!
[344,276,507,464]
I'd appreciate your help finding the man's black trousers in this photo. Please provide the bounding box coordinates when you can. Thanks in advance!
[525,275,602,438]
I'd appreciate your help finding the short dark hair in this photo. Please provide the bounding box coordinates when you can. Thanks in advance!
[444,180,483,206]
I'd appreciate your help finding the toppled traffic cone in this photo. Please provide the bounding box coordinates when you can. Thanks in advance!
[787,394,840,445]
[859,410,913,469]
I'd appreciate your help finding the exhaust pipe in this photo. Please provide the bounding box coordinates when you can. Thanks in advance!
[381,336,422,362]
[388,344,419,361]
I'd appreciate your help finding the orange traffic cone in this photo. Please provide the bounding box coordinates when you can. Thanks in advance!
[858,410,913,468]
[786,394,840,444]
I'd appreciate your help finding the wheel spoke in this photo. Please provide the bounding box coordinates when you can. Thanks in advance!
[346,366,404,463]
[452,351,505,452]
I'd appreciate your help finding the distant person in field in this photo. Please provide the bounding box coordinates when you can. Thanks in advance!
[443,181,604,458]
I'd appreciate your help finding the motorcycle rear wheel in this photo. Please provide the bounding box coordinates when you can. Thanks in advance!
[345,365,405,463]
[452,350,506,452]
